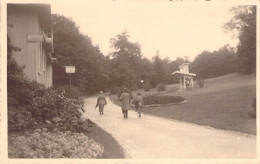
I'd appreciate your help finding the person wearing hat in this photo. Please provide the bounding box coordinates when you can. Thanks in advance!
[95,91,107,115]
[119,88,131,119]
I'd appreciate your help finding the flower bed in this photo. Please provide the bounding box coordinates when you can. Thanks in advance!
[143,95,185,106]
[9,128,104,158]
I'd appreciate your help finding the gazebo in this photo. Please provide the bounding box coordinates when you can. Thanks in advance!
[172,63,196,90]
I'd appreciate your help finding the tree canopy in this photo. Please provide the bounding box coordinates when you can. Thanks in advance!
[51,11,253,94]
[192,45,238,78]
[224,6,256,74]
[52,14,109,94]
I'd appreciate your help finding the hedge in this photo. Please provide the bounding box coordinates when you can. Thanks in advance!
[143,95,185,106]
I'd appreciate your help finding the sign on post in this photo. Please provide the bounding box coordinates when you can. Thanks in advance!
[65,66,75,98]
[65,66,75,73]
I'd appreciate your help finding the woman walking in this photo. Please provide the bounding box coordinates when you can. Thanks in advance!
[135,93,144,117]
[120,88,131,119]
[95,91,107,115]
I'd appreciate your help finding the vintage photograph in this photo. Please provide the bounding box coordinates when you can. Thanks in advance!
[4,0,257,161]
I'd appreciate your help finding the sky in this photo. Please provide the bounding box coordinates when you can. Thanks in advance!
[51,0,239,61]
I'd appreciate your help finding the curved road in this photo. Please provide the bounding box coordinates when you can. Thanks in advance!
[83,96,256,158]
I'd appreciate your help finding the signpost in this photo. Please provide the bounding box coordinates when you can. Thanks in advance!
[65,66,76,97]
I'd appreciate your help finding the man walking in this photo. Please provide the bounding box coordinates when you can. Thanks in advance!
[95,91,107,115]
[120,88,131,119]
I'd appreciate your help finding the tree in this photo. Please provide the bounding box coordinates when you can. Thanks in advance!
[192,45,238,78]
[109,31,143,89]
[52,14,109,94]
[224,6,256,74]
[151,51,166,86]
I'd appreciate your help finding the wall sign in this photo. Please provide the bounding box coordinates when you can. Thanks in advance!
[27,33,44,42]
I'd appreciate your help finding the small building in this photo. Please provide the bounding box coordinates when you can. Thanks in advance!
[172,63,196,90]
[7,4,55,88]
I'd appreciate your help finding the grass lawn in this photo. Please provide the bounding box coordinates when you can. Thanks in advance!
[110,73,256,135]
[86,122,125,158]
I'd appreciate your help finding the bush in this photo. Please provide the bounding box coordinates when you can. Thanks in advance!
[7,42,85,131]
[249,97,256,118]
[8,106,35,131]
[143,81,152,92]
[9,129,104,158]
[7,36,86,132]
[143,95,185,105]
[111,86,121,95]
[56,85,82,99]
[29,88,85,131]
[156,83,166,91]
[196,77,204,88]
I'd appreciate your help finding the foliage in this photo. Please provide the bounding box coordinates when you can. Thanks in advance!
[196,77,205,88]
[7,35,85,131]
[156,83,166,91]
[52,14,191,92]
[108,31,142,89]
[8,106,35,131]
[9,130,104,158]
[7,35,44,131]
[152,51,166,86]
[31,88,84,131]
[55,85,82,99]
[143,80,152,92]
[143,95,185,105]
[192,45,238,78]
[224,6,256,74]
[184,77,192,90]
[248,97,256,118]
[111,86,121,95]
[52,14,110,94]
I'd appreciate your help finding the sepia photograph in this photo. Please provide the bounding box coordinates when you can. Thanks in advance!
[1,0,258,163]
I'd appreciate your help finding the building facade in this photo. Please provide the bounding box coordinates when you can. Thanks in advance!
[7,4,55,88]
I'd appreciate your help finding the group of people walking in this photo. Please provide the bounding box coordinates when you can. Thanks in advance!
[95,88,144,119]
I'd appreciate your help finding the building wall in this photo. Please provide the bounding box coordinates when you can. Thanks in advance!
[7,7,52,88]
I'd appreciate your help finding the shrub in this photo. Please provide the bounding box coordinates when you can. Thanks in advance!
[7,36,44,131]
[196,77,204,88]
[165,86,178,93]
[143,81,152,92]
[143,95,185,105]
[111,86,121,95]
[7,41,85,132]
[8,57,85,131]
[29,88,85,131]
[9,129,104,158]
[156,83,166,91]
[249,97,256,118]
[56,85,82,99]
[8,106,35,131]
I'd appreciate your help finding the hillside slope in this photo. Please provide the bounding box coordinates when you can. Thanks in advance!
[145,73,256,134]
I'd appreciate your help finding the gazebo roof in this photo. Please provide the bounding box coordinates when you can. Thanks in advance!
[172,71,196,77]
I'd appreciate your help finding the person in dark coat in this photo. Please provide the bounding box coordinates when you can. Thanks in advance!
[95,91,107,115]
[119,88,131,119]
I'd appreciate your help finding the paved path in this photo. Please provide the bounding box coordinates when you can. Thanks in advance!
[83,96,256,158]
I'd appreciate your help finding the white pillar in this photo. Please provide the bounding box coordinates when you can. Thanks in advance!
[180,77,182,90]
[183,76,186,90]
[191,77,194,88]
